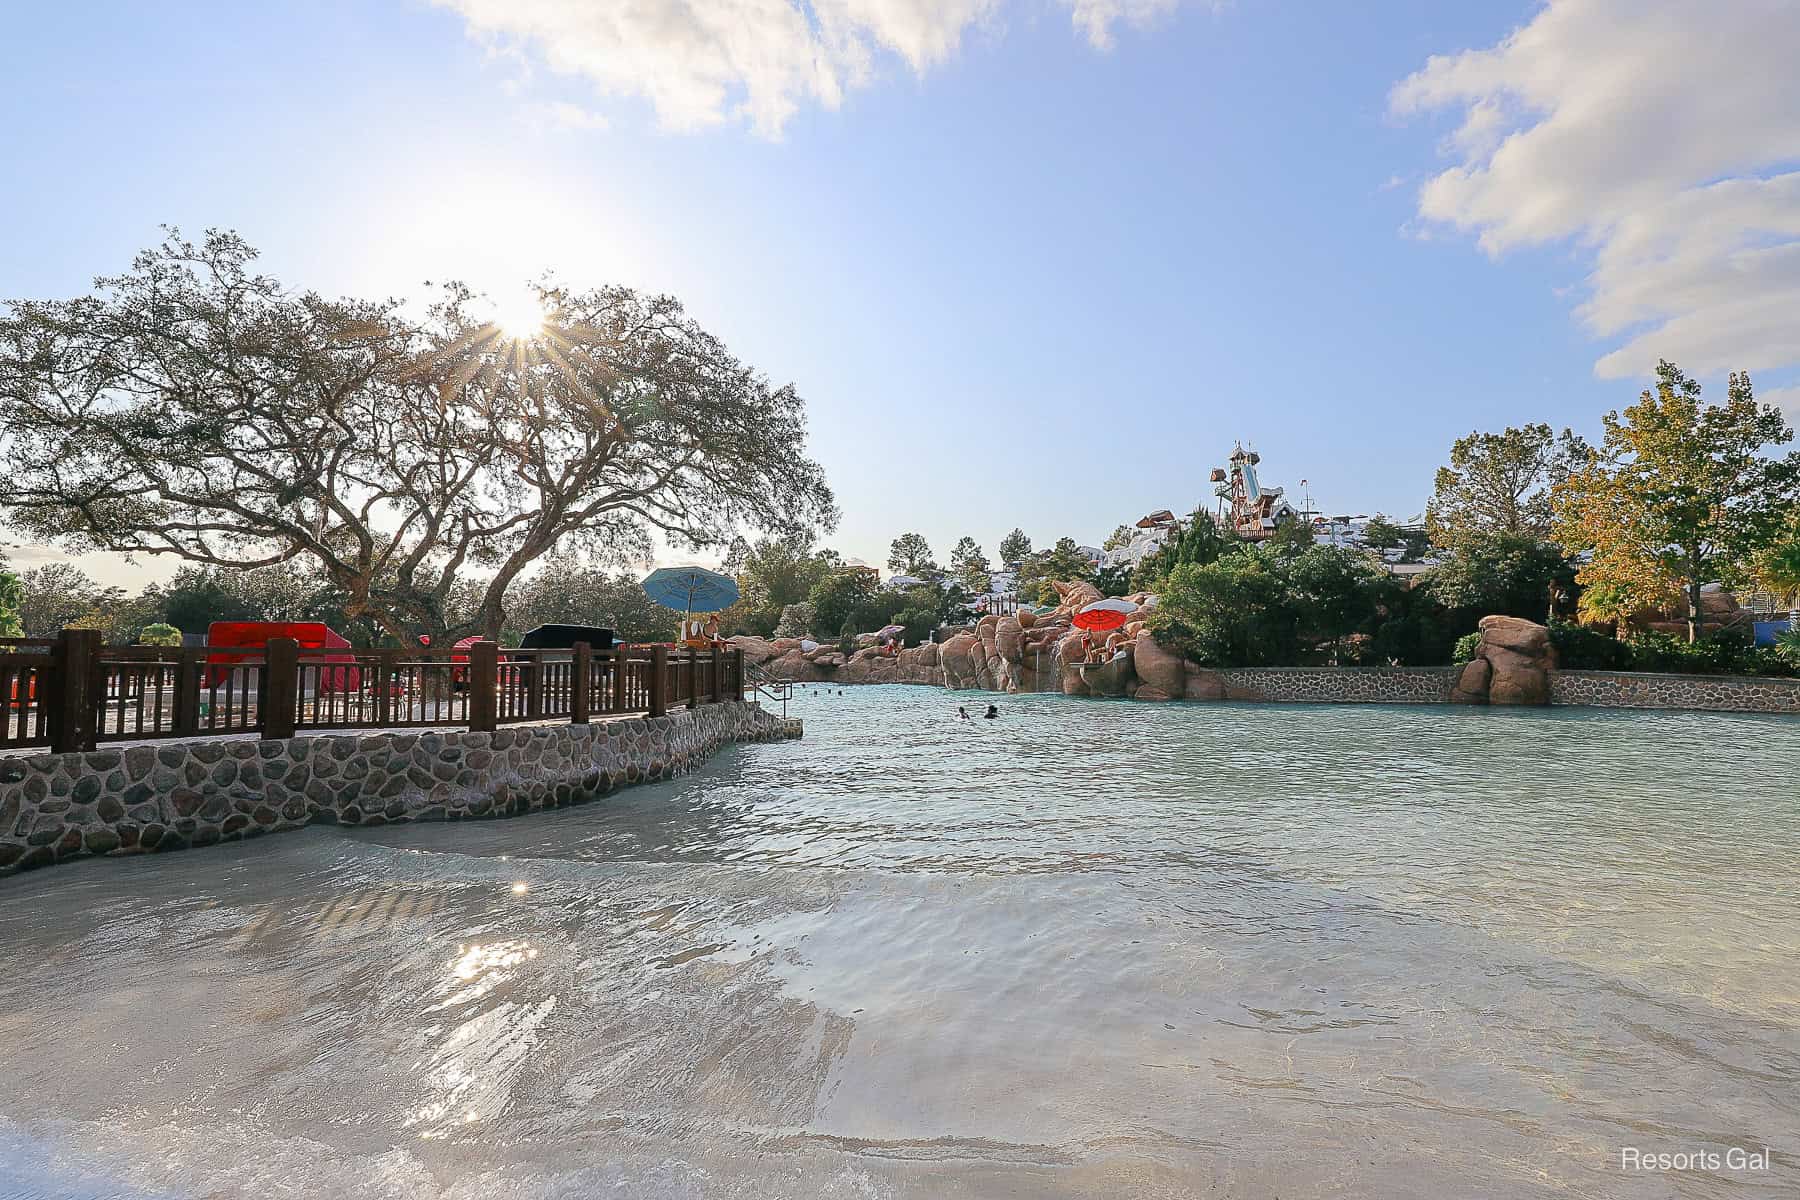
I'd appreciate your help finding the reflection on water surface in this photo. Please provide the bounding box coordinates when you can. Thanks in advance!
[1,687,1796,1198]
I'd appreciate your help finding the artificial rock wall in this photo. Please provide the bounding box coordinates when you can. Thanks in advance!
[737,610,1800,717]
[0,701,786,877]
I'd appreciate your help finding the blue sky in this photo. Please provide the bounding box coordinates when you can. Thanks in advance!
[4,0,1796,582]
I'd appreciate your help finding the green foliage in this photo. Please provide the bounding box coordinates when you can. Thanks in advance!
[894,606,936,647]
[998,528,1032,565]
[1265,519,1316,555]
[1361,514,1405,551]
[949,536,991,592]
[502,557,679,645]
[1130,511,1234,591]
[1452,632,1483,664]
[137,622,183,647]
[1776,628,1800,667]
[1137,543,1389,665]
[1540,622,1793,676]
[808,570,885,638]
[887,532,936,576]
[1399,527,1432,563]
[1423,534,1575,623]
[1092,562,1136,597]
[723,534,839,636]
[1428,423,1589,548]
[773,602,813,638]
[1148,552,1297,666]
[1015,537,1095,602]
[1545,621,1633,671]
[0,569,21,638]
[0,230,838,646]
[1554,361,1800,641]
[1102,524,1134,551]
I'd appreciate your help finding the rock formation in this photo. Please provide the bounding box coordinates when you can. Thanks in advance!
[1451,615,1555,705]
[1628,584,1754,640]
[739,584,1562,710]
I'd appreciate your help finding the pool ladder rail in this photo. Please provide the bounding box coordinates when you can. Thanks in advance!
[744,660,796,720]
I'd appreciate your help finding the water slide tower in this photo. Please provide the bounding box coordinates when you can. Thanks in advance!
[1212,443,1296,540]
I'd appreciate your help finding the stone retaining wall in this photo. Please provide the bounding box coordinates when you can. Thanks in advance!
[1549,670,1800,714]
[1198,666,1462,705]
[0,701,785,878]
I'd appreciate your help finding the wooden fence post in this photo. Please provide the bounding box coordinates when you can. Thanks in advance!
[262,637,299,740]
[469,641,498,732]
[711,644,723,703]
[48,628,101,753]
[734,648,745,700]
[611,649,628,713]
[571,642,591,724]
[649,645,668,717]
[687,648,700,710]
[174,650,201,738]
[526,652,545,720]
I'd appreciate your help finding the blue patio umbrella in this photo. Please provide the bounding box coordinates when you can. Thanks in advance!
[641,565,739,613]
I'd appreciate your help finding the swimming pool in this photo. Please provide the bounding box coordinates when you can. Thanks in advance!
[1,686,1795,1197]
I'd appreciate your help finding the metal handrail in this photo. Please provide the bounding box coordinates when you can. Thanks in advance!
[743,660,794,717]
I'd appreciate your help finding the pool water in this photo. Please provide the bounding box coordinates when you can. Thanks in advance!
[1,687,1796,1198]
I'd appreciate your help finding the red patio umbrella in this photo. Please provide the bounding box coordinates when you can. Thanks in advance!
[1072,597,1137,633]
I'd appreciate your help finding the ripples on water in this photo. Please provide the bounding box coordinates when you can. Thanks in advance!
[0,687,1796,1198]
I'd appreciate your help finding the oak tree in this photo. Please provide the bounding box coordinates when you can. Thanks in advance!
[1428,423,1589,548]
[0,230,836,645]
[1551,362,1799,641]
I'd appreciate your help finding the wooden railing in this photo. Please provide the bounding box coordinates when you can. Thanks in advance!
[3,630,747,754]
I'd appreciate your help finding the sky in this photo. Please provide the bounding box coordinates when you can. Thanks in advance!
[3,0,1798,585]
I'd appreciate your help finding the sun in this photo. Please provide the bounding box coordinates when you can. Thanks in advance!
[492,294,546,342]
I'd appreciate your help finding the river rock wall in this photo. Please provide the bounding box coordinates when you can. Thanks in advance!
[1550,670,1800,713]
[1197,667,1461,704]
[0,701,785,878]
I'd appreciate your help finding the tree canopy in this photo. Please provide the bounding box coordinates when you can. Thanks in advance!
[1552,362,1799,640]
[998,528,1032,565]
[721,533,838,635]
[949,536,990,591]
[887,532,935,576]
[1428,423,1588,548]
[0,230,836,644]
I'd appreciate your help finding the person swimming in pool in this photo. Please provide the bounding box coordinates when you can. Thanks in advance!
[958,706,969,720]
[984,704,998,719]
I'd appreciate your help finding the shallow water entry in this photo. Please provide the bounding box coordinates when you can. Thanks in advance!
[2,686,1797,1198]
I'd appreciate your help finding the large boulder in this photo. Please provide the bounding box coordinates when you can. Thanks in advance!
[1478,615,1553,657]
[1048,580,1104,613]
[1184,667,1226,701]
[1132,631,1186,700]
[1450,657,1491,705]
[1454,616,1555,705]
[765,649,822,682]
[939,632,981,689]
[1055,629,1090,696]
[996,615,1025,662]
[1080,652,1135,698]
[726,635,779,665]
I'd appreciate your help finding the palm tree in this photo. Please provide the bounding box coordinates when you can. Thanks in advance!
[1754,531,1800,629]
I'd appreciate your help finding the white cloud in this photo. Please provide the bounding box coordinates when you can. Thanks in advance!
[1764,386,1800,426]
[1391,0,1800,382]
[434,0,1201,136]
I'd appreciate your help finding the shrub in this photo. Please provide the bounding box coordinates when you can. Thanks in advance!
[773,602,813,639]
[138,622,183,647]
[1612,627,1793,676]
[1546,621,1632,670]
[1451,631,1482,664]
